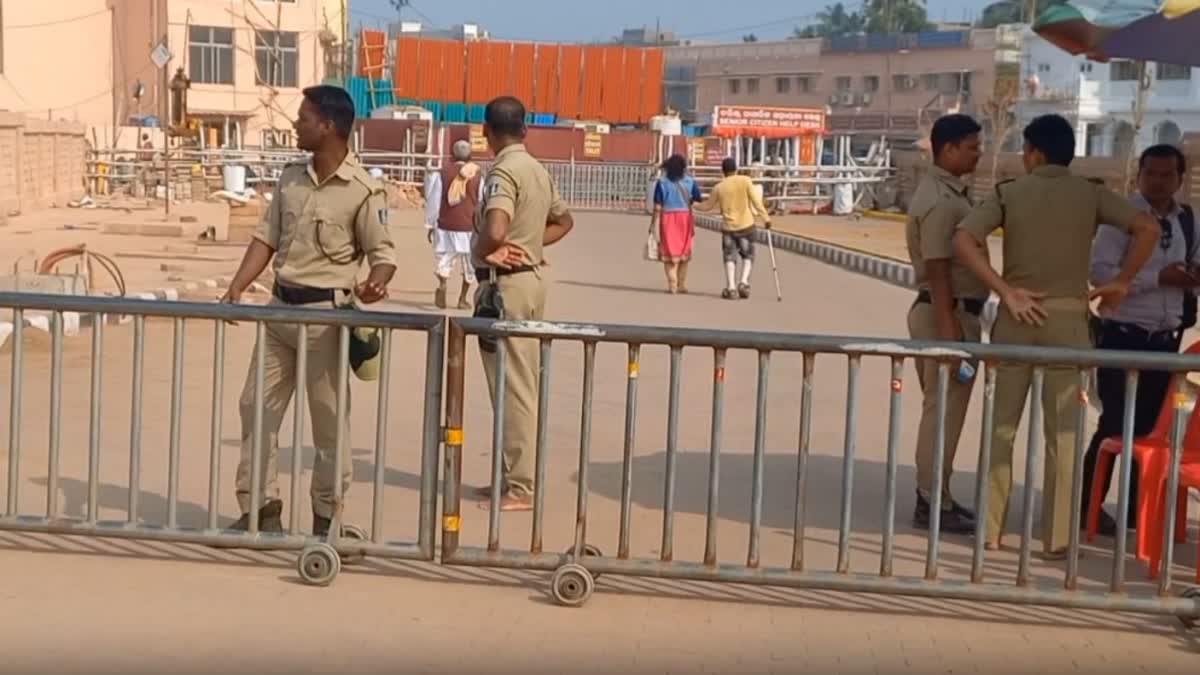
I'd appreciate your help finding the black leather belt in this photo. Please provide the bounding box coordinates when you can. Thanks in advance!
[915,290,986,317]
[272,283,341,305]
[475,265,537,284]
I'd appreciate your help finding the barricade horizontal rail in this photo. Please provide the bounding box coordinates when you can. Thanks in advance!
[0,293,444,585]
[442,316,1200,619]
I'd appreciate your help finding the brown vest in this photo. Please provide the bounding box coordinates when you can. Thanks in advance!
[437,162,481,232]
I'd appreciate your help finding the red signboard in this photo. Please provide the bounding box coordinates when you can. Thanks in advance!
[711,106,826,138]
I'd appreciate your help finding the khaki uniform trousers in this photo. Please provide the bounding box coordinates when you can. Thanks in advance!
[478,270,546,497]
[907,302,983,500]
[986,299,1091,552]
[236,297,352,519]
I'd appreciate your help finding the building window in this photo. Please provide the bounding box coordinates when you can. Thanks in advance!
[188,26,234,85]
[727,78,741,95]
[776,77,791,94]
[1037,63,1051,73]
[892,74,917,91]
[797,76,813,93]
[255,30,299,88]
[1080,62,1093,73]
[922,73,939,90]
[1157,62,1191,81]
[1110,60,1139,81]
[746,78,759,94]
[863,75,879,92]
[835,76,851,92]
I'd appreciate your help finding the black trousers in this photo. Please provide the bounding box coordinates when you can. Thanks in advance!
[1079,321,1180,522]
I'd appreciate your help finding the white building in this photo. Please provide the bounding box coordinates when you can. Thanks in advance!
[1017,26,1197,157]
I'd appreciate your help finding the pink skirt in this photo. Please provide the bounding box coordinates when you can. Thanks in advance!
[659,210,694,263]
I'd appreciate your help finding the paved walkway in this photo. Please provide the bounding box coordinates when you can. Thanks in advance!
[0,209,1198,673]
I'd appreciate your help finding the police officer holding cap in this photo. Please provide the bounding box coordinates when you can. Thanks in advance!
[473,95,575,512]
[221,85,396,535]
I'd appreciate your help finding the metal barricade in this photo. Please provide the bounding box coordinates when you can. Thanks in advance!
[543,161,658,212]
[441,316,1200,620]
[0,293,444,586]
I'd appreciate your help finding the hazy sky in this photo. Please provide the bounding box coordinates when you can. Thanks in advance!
[350,0,996,43]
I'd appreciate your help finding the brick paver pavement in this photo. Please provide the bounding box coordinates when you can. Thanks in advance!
[0,209,1197,673]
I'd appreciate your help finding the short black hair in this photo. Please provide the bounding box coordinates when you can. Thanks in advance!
[721,157,737,175]
[930,114,981,158]
[662,154,687,181]
[1139,143,1187,176]
[1023,114,1075,166]
[485,96,527,138]
[302,85,355,140]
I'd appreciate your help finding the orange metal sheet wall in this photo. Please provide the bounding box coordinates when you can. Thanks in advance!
[581,46,606,119]
[558,46,583,119]
[416,40,446,101]
[488,41,513,99]
[620,48,643,124]
[534,44,560,115]
[641,48,665,123]
[511,43,536,106]
[394,36,420,99]
[358,30,387,79]
[600,46,625,123]
[466,41,490,103]
[442,41,467,104]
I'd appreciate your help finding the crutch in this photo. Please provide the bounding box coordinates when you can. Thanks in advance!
[766,226,783,302]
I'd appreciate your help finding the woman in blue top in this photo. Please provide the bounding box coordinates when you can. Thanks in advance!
[651,154,702,293]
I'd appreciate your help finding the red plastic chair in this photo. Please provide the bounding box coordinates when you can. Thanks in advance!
[1086,340,1200,564]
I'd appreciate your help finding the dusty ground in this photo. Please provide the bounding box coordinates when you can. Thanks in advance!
[772,212,1005,264]
[0,207,1196,673]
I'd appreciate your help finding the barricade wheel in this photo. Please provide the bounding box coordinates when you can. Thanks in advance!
[298,543,341,587]
[550,563,595,608]
[338,524,368,566]
[562,544,604,580]
[1180,587,1200,629]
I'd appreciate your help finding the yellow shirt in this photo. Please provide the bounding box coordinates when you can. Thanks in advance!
[697,174,769,232]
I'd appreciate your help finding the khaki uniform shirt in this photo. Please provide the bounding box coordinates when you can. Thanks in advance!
[906,165,988,299]
[473,143,568,268]
[255,154,396,289]
[958,165,1143,299]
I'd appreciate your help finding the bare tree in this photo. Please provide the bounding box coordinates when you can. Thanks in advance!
[1121,60,1152,193]
[981,66,1020,187]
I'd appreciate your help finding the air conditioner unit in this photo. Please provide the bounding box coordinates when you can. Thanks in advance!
[839,92,855,105]
[902,76,917,90]
[828,93,841,105]
[860,92,873,105]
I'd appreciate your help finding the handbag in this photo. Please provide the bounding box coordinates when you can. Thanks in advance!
[644,226,660,262]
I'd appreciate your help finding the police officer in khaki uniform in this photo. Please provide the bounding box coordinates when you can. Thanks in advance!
[221,85,396,534]
[905,114,985,535]
[953,114,1159,557]
[472,96,575,512]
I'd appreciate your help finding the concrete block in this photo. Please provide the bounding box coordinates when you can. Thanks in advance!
[101,222,186,238]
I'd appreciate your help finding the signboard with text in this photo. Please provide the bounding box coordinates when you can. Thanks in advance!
[583,133,603,158]
[711,106,826,138]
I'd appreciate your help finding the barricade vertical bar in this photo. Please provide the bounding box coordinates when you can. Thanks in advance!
[1066,369,1089,589]
[704,348,727,567]
[441,321,467,560]
[837,355,861,574]
[289,324,308,535]
[793,353,815,572]
[46,312,63,519]
[575,342,597,554]
[87,316,104,523]
[6,310,22,517]
[881,357,903,577]
[333,326,349,535]
[661,346,682,562]
[1159,377,1188,595]
[748,351,769,568]
[925,363,950,580]
[619,344,641,559]
[128,315,145,523]
[971,364,997,582]
[531,339,552,554]
[371,329,393,543]
[418,322,445,559]
[487,339,508,550]
[249,322,266,534]
[167,317,185,529]
[207,321,225,531]
[1112,369,1140,593]
[1017,368,1045,587]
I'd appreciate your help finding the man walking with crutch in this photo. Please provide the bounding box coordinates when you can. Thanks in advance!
[696,157,771,299]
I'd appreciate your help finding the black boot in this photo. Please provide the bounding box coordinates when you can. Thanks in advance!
[913,491,975,535]
[313,513,332,537]
[229,499,284,533]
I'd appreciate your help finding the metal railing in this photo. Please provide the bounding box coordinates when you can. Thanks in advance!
[441,316,1200,619]
[0,293,444,584]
